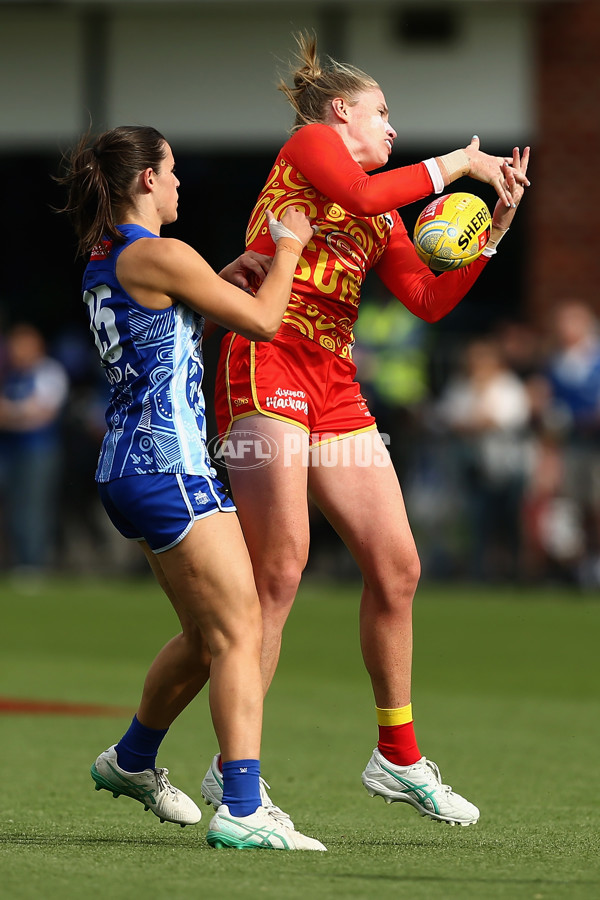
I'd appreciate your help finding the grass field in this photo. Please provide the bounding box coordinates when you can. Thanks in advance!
[1,574,599,900]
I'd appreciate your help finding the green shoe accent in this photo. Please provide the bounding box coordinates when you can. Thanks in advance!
[378,761,441,815]
[90,761,157,806]
[91,747,202,826]
[206,827,291,850]
[207,830,254,850]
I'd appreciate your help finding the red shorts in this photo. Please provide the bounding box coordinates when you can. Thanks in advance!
[215,327,377,447]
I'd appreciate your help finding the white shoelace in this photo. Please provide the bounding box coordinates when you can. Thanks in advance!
[423,758,453,793]
[260,777,294,826]
[155,768,178,796]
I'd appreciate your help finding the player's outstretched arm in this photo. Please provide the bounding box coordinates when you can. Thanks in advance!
[375,145,531,322]
[283,125,528,219]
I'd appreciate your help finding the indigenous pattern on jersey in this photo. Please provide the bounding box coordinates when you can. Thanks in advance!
[243,123,489,360]
[83,224,214,482]
[245,132,400,359]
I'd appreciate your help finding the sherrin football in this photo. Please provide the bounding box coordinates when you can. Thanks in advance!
[413,192,491,272]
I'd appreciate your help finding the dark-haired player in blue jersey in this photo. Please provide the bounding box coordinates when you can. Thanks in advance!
[58,124,325,851]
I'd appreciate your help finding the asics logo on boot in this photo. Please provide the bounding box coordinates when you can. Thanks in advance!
[106,761,157,804]
[379,762,440,814]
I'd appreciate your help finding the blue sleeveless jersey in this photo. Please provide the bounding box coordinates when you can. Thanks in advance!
[82,224,213,482]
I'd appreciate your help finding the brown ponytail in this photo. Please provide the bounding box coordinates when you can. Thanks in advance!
[278,32,379,132]
[56,125,167,257]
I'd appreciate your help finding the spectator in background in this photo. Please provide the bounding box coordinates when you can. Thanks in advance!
[544,300,600,586]
[520,371,586,584]
[494,318,545,381]
[51,325,140,574]
[0,322,69,575]
[435,336,532,581]
[353,294,430,472]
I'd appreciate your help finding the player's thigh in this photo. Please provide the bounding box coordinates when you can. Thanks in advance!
[153,511,261,644]
[308,430,419,581]
[141,540,200,635]
[226,415,311,570]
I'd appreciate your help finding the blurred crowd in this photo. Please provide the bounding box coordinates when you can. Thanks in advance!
[1,296,600,589]
[354,296,600,589]
[0,320,140,582]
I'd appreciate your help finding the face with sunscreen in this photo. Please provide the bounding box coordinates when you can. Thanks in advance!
[335,88,397,172]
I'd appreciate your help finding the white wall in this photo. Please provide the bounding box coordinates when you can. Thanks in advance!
[0,1,536,151]
[0,8,83,146]
[347,3,535,145]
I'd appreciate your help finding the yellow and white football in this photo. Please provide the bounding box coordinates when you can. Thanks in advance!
[413,192,491,272]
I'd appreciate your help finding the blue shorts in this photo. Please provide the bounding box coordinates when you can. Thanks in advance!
[98,472,236,553]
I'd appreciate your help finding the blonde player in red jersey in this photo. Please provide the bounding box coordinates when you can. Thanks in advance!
[202,33,530,827]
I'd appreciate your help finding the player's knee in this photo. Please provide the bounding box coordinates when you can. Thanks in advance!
[404,551,422,593]
[174,624,213,671]
[256,555,307,609]
[365,547,421,611]
[208,610,262,660]
[388,543,421,592]
[397,554,421,604]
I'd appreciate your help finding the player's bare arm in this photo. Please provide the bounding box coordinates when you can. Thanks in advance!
[200,252,275,341]
[117,209,313,341]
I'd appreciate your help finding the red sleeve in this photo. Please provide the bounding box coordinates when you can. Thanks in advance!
[374,215,490,322]
[284,124,435,216]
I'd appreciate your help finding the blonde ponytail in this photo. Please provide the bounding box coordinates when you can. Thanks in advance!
[278,31,379,132]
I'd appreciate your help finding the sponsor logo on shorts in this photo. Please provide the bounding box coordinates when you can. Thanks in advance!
[264,387,309,416]
[194,491,210,505]
[233,397,250,406]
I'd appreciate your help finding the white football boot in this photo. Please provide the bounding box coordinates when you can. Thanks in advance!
[206,804,326,851]
[91,745,202,826]
[361,748,479,826]
[201,753,294,827]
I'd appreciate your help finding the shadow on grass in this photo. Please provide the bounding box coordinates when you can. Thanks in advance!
[326,872,599,888]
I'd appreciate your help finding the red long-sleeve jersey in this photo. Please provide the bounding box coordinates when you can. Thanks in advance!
[245,123,489,359]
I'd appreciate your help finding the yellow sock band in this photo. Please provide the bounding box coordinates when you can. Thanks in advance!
[376,704,413,727]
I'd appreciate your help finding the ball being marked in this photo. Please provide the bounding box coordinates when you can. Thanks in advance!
[413,192,491,272]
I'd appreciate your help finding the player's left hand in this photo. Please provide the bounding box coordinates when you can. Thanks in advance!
[493,145,530,230]
[463,136,530,207]
[218,250,273,292]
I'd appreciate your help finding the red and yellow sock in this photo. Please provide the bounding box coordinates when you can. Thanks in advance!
[376,703,421,767]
